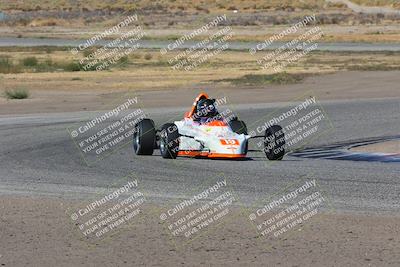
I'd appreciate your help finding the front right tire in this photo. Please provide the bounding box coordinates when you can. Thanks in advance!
[264,125,285,160]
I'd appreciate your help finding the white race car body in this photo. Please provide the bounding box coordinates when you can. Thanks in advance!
[133,92,284,160]
[174,116,250,159]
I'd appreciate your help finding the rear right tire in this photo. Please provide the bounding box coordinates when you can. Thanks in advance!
[229,119,248,135]
[229,119,248,154]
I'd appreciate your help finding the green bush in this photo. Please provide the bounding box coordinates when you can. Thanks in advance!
[83,49,95,57]
[118,55,129,64]
[36,59,55,72]
[63,60,107,72]
[22,57,38,67]
[64,62,82,71]
[4,89,29,99]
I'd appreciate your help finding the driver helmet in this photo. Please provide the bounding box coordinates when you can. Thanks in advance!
[196,98,218,118]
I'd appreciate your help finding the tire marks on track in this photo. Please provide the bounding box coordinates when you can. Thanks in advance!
[290,136,400,163]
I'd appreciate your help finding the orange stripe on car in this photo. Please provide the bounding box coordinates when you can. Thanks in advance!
[204,120,227,126]
[207,153,246,158]
[178,151,208,157]
[177,150,245,159]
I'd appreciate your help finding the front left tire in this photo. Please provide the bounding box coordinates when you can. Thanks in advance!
[133,119,156,155]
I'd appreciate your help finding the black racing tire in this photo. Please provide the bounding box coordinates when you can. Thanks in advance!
[160,123,180,159]
[264,125,285,160]
[133,119,156,155]
[229,120,248,135]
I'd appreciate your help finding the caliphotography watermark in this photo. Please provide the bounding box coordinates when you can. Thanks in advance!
[249,14,323,72]
[160,15,233,71]
[67,95,146,165]
[68,175,145,243]
[159,178,236,247]
[70,14,145,71]
[248,179,328,244]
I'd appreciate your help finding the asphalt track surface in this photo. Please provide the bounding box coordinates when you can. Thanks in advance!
[0,97,399,214]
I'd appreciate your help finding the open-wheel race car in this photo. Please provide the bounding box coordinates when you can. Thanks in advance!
[133,93,285,160]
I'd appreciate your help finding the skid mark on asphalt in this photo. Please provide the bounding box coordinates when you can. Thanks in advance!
[290,136,400,163]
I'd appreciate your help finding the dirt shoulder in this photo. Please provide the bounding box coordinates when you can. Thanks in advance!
[1,71,399,115]
[1,195,399,266]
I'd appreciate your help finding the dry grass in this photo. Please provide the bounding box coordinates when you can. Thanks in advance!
[214,72,306,85]
[28,18,70,27]
[1,0,398,12]
[0,0,321,12]
[0,49,119,73]
[1,0,399,44]
[0,47,399,92]
[352,0,400,8]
